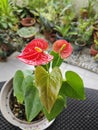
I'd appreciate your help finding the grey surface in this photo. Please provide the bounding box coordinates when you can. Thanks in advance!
[66,48,98,74]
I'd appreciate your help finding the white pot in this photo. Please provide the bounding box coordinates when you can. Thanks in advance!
[0,78,54,130]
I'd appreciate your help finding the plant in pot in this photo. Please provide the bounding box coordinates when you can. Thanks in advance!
[54,21,78,46]
[0,33,16,61]
[74,18,93,51]
[79,0,96,19]
[90,31,98,56]
[0,38,86,130]
[54,2,75,41]
[39,15,56,42]
[54,23,71,40]
[20,17,36,27]
[17,26,38,39]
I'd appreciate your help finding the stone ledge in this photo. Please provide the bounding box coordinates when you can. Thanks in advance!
[65,48,98,74]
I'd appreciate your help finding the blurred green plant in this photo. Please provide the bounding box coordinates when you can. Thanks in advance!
[94,32,98,50]
[75,18,94,45]
[0,0,18,29]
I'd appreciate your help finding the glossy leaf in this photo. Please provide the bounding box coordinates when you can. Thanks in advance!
[61,71,85,100]
[23,76,42,122]
[35,66,62,113]
[22,69,33,77]
[43,94,66,121]
[13,70,24,103]
[51,51,63,68]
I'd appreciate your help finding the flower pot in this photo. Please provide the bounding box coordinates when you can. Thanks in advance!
[55,33,70,42]
[90,44,98,56]
[56,33,63,40]
[0,78,54,130]
[43,31,56,42]
[74,39,86,51]
[20,17,36,27]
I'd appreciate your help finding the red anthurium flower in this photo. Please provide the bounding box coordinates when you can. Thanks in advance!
[17,38,53,66]
[53,40,73,59]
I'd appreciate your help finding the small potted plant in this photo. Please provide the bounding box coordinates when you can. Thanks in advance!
[55,24,71,40]
[20,17,36,27]
[79,0,96,19]
[39,15,56,42]
[74,18,93,51]
[17,26,38,39]
[0,33,16,61]
[0,38,86,130]
[90,32,98,56]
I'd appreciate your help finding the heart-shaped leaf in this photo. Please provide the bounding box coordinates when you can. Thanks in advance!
[23,76,42,122]
[35,66,62,113]
[61,71,85,100]
[22,69,33,77]
[43,94,66,121]
[13,70,24,103]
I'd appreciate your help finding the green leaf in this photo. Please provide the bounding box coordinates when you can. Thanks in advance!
[1,22,8,29]
[43,94,66,121]
[22,69,33,77]
[61,71,85,100]
[51,51,63,68]
[13,70,24,103]
[35,66,62,113]
[23,76,42,122]
[42,63,50,71]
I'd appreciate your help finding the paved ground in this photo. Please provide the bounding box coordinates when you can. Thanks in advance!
[0,52,98,90]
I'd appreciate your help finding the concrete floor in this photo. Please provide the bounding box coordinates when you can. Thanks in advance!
[0,52,98,90]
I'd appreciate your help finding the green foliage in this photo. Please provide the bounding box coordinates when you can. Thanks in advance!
[39,15,54,32]
[61,71,86,100]
[35,66,62,113]
[0,32,16,59]
[39,1,57,21]
[87,0,97,18]
[28,0,48,10]
[53,0,75,39]
[94,32,98,50]
[43,95,66,121]
[76,18,93,44]
[0,0,18,29]
[13,69,42,122]
[8,0,47,18]
[12,0,86,122]
[17,27,38,38]
[50,51,63,68]
[13,66,85,122]
[55,24,71,38]
[13,70,24,103]
[23,76,42,122]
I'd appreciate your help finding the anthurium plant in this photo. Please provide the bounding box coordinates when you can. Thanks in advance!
[13,38,85,122]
